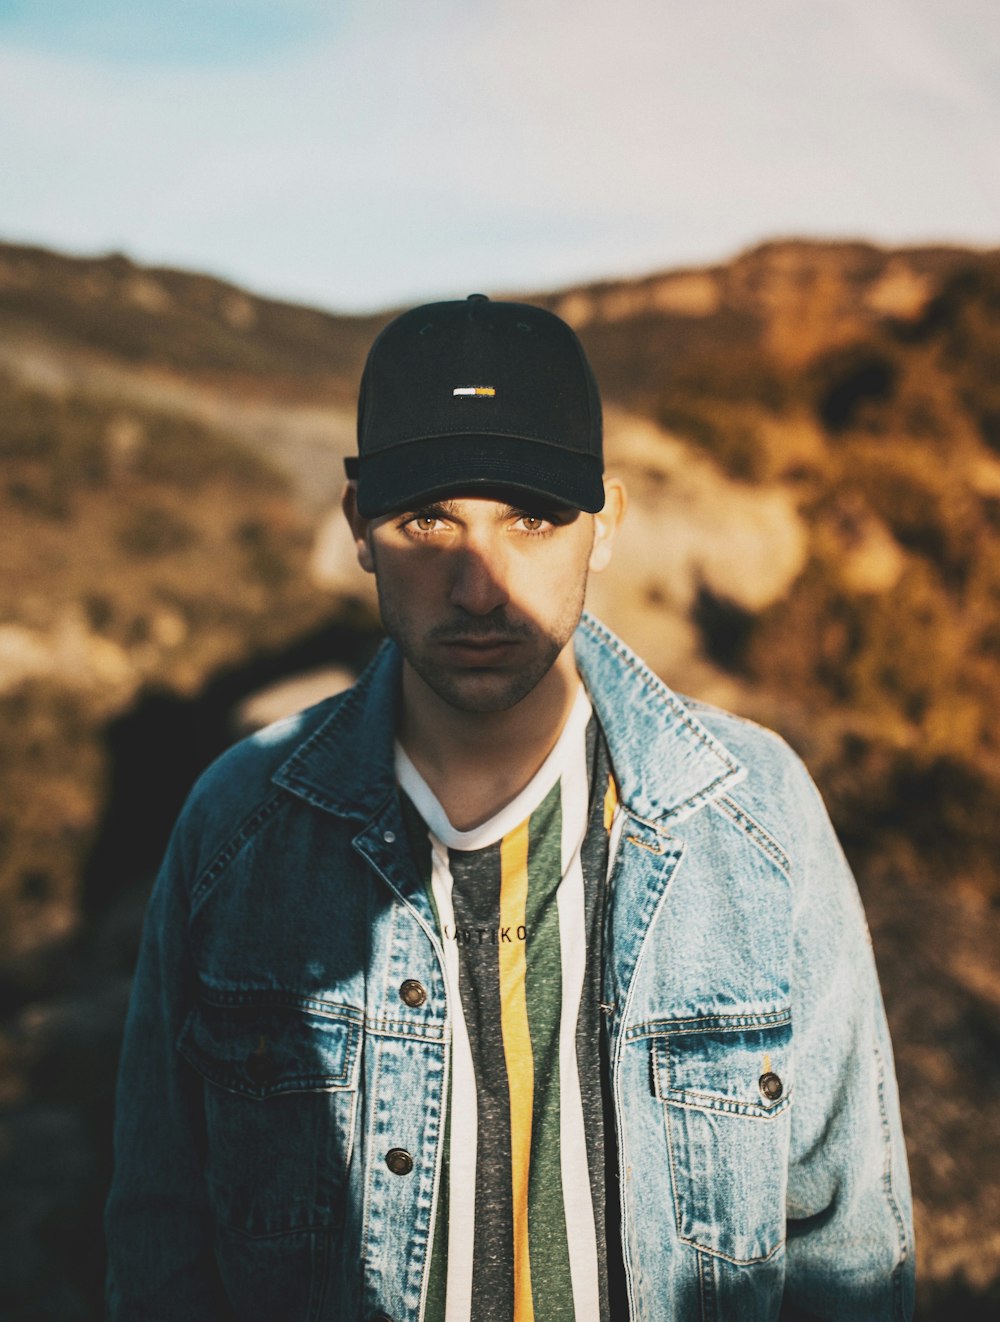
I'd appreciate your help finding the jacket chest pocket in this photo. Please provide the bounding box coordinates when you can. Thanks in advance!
[177,999,362,1238]
[652,1015,792,1265]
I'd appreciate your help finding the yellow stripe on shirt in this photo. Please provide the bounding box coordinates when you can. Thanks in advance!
[603,774,618,832]
[500,819,535,1322]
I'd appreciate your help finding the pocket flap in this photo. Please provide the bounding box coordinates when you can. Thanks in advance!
[652,1013,792,1117]
[178,1000,362,1099]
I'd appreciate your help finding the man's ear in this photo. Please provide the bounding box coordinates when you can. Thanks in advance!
[589,476,626,573]
[341,482,376,574]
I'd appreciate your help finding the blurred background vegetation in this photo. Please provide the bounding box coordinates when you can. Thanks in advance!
[1,237,998,1318]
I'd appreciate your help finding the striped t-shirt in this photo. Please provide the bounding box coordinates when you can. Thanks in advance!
[396,685,621,1321]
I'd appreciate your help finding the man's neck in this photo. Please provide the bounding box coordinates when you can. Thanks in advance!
[397,647,582,832]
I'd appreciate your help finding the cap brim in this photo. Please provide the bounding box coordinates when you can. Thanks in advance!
[353,434,605,517]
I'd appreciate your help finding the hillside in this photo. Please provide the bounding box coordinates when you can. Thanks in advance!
[1,237,999,1317]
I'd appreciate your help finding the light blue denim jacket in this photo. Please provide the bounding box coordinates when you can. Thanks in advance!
[106,614,914,1321]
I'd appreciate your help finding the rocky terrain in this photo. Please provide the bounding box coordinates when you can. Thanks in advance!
[1,237,999,1317]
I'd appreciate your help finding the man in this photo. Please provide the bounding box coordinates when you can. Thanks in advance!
[106,295,915,1320]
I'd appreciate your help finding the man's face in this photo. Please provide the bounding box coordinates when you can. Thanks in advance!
[349,489,618,714]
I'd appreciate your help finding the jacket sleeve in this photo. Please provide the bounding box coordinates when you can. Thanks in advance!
[780,756,915,1321]
[104,801,234,1321]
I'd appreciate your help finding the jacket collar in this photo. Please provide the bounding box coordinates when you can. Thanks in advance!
[273,639,402,822]
[273,613,744,829]
[573,613,745,828]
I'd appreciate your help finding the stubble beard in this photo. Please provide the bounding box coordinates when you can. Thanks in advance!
[375,584,587,714]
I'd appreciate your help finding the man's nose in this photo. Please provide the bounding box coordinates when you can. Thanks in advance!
[448,543,510,616]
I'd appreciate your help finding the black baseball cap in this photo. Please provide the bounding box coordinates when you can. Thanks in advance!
[346,294,604,517]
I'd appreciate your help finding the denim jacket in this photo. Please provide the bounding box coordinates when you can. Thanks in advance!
[106,614,914,1321]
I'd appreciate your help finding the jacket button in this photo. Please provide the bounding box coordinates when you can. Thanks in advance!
[385,1147,414,1176]
[399,979,427,1008]
[759,1071,784,1102]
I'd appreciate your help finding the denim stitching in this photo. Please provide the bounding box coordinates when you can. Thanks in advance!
[875,1044,912,1320]
[662,1062,786,1265]
[678,1232,786,1269]
[662,1093,792,1121]
[359,1025,386,1291]
[697,1249,716,1322]
[663,1039,686,1245]
[178,1011,362,1094]
[306,1227,329,1322]
[278,651,379,780]
[217,1221,341,1241]
[657,1028,790,1266]
[650,1037,793,1118]
[364,1017,447,1043]
[711,794,790,875]
[580,615,742,773]
[190,790,288,911]
[196,988,364,1019]
[628,1008,791,1040]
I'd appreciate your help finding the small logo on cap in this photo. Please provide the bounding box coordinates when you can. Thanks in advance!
[453,386,496,397]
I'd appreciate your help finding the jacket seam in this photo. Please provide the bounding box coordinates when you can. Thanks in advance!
[875,1043,912,1319]
[360,1022,387,1284]
[681,1233,786,1269]
[682,694,793,751]
[278,661,373,781]
[307,1224,330,1322]
[697,1249,715,1322]
[364,1018,448,1042]
[194,988,364,1019]
[710,793,790,875]
[189,789,289,912]
[627,1008,791,1039]
[215,1219,342,1241]
[579,615,742,775]
[660,1092,792,1120]
[274,642,395,816]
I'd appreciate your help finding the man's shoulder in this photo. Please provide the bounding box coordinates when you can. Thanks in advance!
[684,690,818,794]
[678,693,801,772]
[676,692,835,867]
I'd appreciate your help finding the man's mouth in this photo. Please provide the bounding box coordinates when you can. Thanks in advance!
[441,635,519,648]
[435,634,524,663]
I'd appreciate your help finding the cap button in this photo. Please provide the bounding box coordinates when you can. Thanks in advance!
[466,293,489,302]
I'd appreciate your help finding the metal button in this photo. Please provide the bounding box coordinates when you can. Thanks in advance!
[383,829,396,844]
[399,979,427,1008]
[759,1071,784,1102]
[385,1148,414,1176]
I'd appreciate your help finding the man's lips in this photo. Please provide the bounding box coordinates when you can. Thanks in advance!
[439,636,520,648]
[435,635,524,662]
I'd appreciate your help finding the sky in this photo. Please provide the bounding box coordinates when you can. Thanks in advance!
[1,0,999,312]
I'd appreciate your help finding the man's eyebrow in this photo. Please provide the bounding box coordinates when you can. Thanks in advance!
[398,500,454,518]
[508,501,579,522]
[395,497,578,521]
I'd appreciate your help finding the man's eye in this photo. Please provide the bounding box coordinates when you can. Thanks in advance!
[405,513,446,534]
[514,513,548,533]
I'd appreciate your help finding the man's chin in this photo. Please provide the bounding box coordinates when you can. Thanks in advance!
[418,665,549,715]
